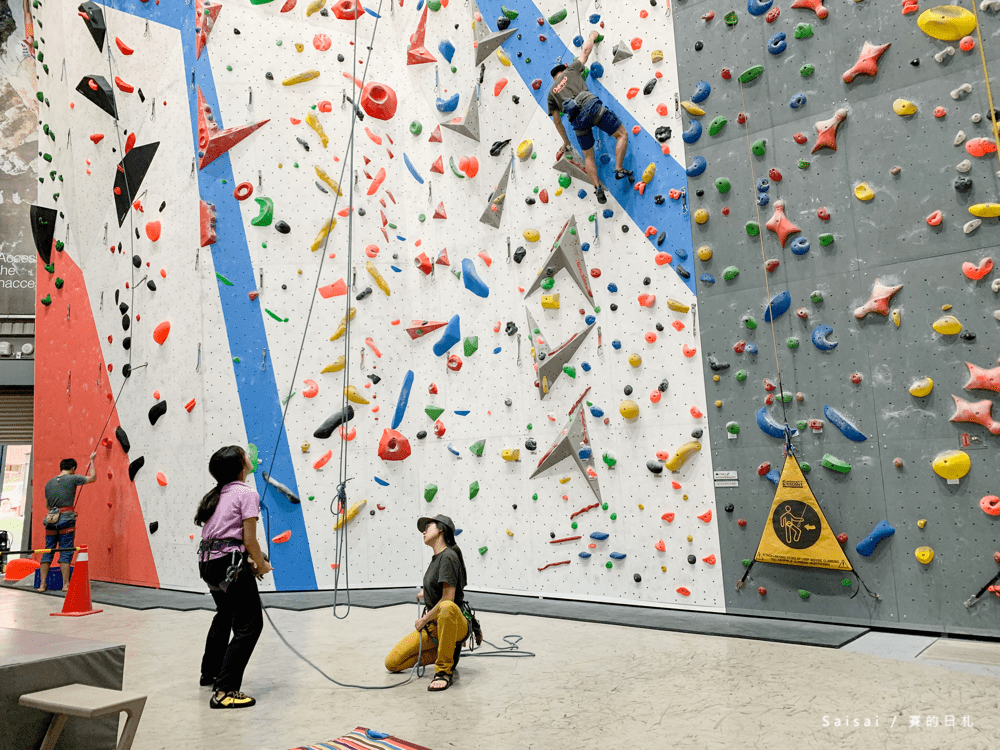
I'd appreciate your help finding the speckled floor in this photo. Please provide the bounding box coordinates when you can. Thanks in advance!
[2,587,998,750]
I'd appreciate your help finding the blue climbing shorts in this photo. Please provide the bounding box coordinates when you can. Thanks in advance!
[570,98,622,152]
[41,519,76,564]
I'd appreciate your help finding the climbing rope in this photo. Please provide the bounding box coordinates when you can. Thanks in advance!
[969,0,1000,176]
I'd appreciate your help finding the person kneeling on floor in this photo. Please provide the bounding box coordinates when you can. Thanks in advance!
[385,514,481,692]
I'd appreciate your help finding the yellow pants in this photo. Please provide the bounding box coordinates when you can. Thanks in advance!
[384,600,469,676]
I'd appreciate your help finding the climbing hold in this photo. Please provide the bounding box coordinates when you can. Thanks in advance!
[843,42,891,83]
[739,65,764,83]
[918,6,977,40]
[821,453,851,473]
[893,99,918,116]
[855,279,903,318]
[811,325,837,351]
[824,405,867,442]
[909,377,934,397]
[856,520,896,557]
[665,441,701,471]
[932,449,971,480]
[764,290,792,322]
[950,395,1000,434]
[932,315,963,335]
[767,32,787,55]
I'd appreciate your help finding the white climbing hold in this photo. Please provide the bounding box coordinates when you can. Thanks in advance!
[981,0,1000,12]
[957,159,972,172]
[991,277,1000,292]
[935,46,957,63]
[965,218,983,234]
[955,130,967,146]
[972,113,983,123]
[951,83,973,100]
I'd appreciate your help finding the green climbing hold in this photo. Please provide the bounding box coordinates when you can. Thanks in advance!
[736,369,747,382]
[797,159,810,169]
[247,444,259,472]
[787,337,799,349]
[810,290,823,303]
[708,116,728,136]
[800,64,815,77]
[427,0,441,9]
[469,480,480,499]
[738,65,763,83]
[558,173,571,188]
[562,365,577,378]
[419,214,426,222]
[610,513,617,520]
[52,278,63,289]
[798,589,811,599]
[469,439,485,457]
[548,8,568,24]
[821,453,852,473]
[751,138,766,156]
[501,5,519,19]
[726,422,741,435]
[233,357,240,363]
[264,308,288,322]
[527,423,533,430]
[216,272,233,286]
[716,177,731,193]
[778,391,793,403]
[55,240,64,251]
[571,521,578,529]
[532,493,538,500]
[424,484,438,502]
[742,559,752,567]
[745,221,760,236]
[606,561,613,569]
[35,91,43,102]
[410,121,422,136]
[478,546,488,555]
[794,23,814,39]
[723,265,740,281]
[464,336,479,356]
[250,197,274,227]
[425,405,445,420]
[602,452,617,468]
[281,391,296,405]
[40,294,51,306]
[601,503,609,511]
[796,420,808,430]
[724,10,739,25]
[44,263,54,273]
[541,277,555,290]
[842,579,852,587]
[800,461,811,472]
[818,233,834,246]
[744,315,758,330]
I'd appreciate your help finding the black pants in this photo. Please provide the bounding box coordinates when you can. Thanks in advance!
[199,556,263,692]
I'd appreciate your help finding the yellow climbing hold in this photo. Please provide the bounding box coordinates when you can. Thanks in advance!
[697,245,713,261]
[554,188,563,197]
[334,499,367,529]
[502,449,520,461]
[917,519,927,528]
[917,6,977,41]
[305,113,329,148]
[969,203,1000,218]
[523,228,540,242]
[330,307,356,341]
[909,377,934,397]
[306,0,326,15]
[559,476,571,484]
[345,385,370,404]
[931,449,970,480]
[667,298,691,312]
[665,440,702,472]
[315,166,344,196]
[942,304,952,311]
[854,182,875,201]
[932,314,962,335]
[713,375,720,382]
[680,100,706,117]
[541,294,560,309]
[715,399,723,407]
[651,50,664,64]
[641,163,656,183]
[321,356,346,373]
[619,399,640,419]
[892,98,918,116]
[310,218,338,252]
[294,42,304,53]
[366,261,390,296]
[915,546,935,564]
[628,353,642,367]
[283,70,321,86]
[496,49,512,66]
[694,208,709,224]
[891,308,901,327]
[516,140,533,160]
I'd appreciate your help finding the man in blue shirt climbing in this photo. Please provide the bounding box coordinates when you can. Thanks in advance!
[547,31,631,205]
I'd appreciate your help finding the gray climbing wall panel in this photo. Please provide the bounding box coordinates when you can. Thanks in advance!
[674,0,1000,635]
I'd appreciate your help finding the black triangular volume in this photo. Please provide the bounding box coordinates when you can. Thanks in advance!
[29,205,58,264]
[75,75,117,119]
[148,400,167,425]
[115,425,131,453]
[129,455,145,481]
[114,142,159,227]
[78,2,106,52]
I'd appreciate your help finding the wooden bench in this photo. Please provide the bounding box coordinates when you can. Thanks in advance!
[19,684,146,750]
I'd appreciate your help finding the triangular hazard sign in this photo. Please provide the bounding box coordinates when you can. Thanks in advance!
[753,454,853,571]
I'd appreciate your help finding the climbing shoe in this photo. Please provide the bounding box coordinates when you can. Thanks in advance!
[595,185,608,205]
[199,675,216,687]
[615,169,634,183]
[210,691,256,709]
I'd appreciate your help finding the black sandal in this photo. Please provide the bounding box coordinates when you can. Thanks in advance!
[427,671,453,692]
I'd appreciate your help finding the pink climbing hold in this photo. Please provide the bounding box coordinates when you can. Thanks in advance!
[854,278,903,319]
[966,137,998,157]
[791,0,829,19]
[842,41,891,83]
[313,34,332,51]
[494,78,508,96]
[811,109,848,153]
[950,395,1000,434]
[152,321,170,345]
[963,360,1000,392]
[765,200,801,248]
[361,81,398,120]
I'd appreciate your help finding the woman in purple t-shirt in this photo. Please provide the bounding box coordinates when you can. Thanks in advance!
[194,445,273,710]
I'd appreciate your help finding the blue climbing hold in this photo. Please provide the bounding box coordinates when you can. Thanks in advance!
[598,153,610,164]
[589,405,604,417]
[454,410,470,416]
[765,468,781,485]
[391,370,414,430]
[700,273,716,285]
[675,247,688,260]
[390,265,401,272]
[687,156,707,177]
[493,346,501,354]
[763,290,791,322]
[403,153,424,184]
[462,258,489,298]
[432,314,461,356]
[579,447,592,459]
[438,39,456,63]
[824,404,868,442]
[612,339,622,350]
[756,406,799,439]
[756,192,770,206]
[374,476,389,486]
[690,81,711,104]
[447,444,460,456]
[757,178,770,192]
[610,552,627,560]
[581,361,592,371]
[789,92,807,109]
[436,93,460,113]
[581,242,591,252]
[767,32,787,55]
[573,34,584,48]
[746,342,759,355]
[790,237,810,255]
[682,119,703,144]
[579,551,592,558]
[602,209,614,218]
[577,189,588,199]
[607,283,618,293]
[811,324,838,351]
[585,314,596,324]
[588,13,601,23]
[589,61,604,79]
[856,520,895,557]
[590,532,610,540]
[747,0,773,16]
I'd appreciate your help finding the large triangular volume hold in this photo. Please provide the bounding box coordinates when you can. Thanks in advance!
[523,216,595,304]
[752,454,853,571]
[525,308,595,399]
[479,157,512,228]
[114,142,160,227]
[30,205,58,265]
[196,87,270,169]
[75,75,117,119]
[440,86,480,142]
[78,2,107,52]
[195,0,222,60]
[474,27,518,66]
[530,388,602,502]
[553,147,590,182]
[612,40,633,64]
[407,3,436,64]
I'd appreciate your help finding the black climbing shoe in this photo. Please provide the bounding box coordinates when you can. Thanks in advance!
[615,169,634,183]
[595,185,608,205]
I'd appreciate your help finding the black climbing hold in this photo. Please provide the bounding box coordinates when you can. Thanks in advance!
[115,426,131,453]
[526,197,535,205]
[75,74,117,118]
[320,8,328,15]
[643,277,651,285]
[512,95,520,104]
[370,510,376,516]
[695,41,703,51]
[497,16,510,29]
[646,460,663,474]
[537,351,546,361]
[654,126,671,143]
[676,266,691,279]
[655,323,664,331]
[148,400,167,425]
[490,139,511,156]
[643,78,657,95]
[687,554,697,564]
[505,321,518,335]
[129,455,145,481]
[122,363,131,378]
[658,379,669,392]
[367,374,381,384]
[54,278,64,289]
[79,2,107,51]
[961,331,977,341]
[512,504,517,510]
[695,189,704,197]
[691,428,703,438]
[119,302,129,314]
[954,175,973,192]
[621,225,629,233]
[624,385,633,395]
[654,194,665,205]
[114,141,159,227]
[505,398,512,406]
[633,573,642,583]
[234,28,240,34]
[147,280,156,291]
[416,430,427,439]
[132,254,142,268]
[911,58,919,66]
[545,266,556,277]
[275,220,291,234]
[122,336,131,350]
[148,520,158,534]
[358,207,366,216]
[137,89,145,103]
[314,405,355,439]
[724,503,734,513]
[550,532,556,538]
[122,313,130,331]
[296,136,310,151]
[159,201,166,212]
[525,438,537,450]
[265,71,274,79]
[29,204,58,264]
[610,303,618,311]
[356,287,372,300]
[337,54,345,62]
[708,355,730,371]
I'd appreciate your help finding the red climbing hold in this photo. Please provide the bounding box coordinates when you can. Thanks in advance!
[791,0,829,19]
[966,137,998,157]
[962,257,993,280]
[531,79,543,90]
[793,132,807,144]
[926,210,943,227]
[378,428,412,461]
[842,41,891,84]
[367,167,387,196]
[313,34,332,51]
[494,78,508,96]
[630,37,643,50]
[697,509,713,523]
[184,398,197,412]
[765,5,780,22]
[702,554,717,564]
[433,201,447,219]
[638,293,656,308]
[765,200,801,248]
[661,512,675,522]
[656,103,669,115]
[145,221,161,242]
[319,279,348,298]
[407,4,437,64]
[539,189,549,203]
[757,462,771,476]
[156,472,167,486]
[721,68,732,80]
[90,133,104,144]
[447,354,463,371]
[152,321,170,345]
[332,0,365,18]
[627,87,640,99]
[811,108,848,153]
[114,76,135,93]
[433,419,446,437]
[676,587,691,597]
[654,539,666,551]
[360,81,398,120]
[124,132,136,154]
[768,168,782,182]
[430,156,444,174]
[272,530,292,544]
[765,259,779,273]
[428,125,442,143]
[414,252,432,275]
[115,37,134,55]
[280,0,297,11]
[934,106,947,118]
[654,252,672,265]
[817,207,831,220]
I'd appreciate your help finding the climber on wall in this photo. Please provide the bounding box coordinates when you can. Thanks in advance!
[547,30,631,206]
[38,453,97,592]
[384,514,482,692]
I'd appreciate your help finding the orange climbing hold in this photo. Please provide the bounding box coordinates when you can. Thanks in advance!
[156,472,168,486]
[676,587,691,597]
[627,87,640,99]
[319,278,348,298]
[690,406,704,418]
[662,512,675,522]
[313,449,333,469]
[966,137,998,157]
[145,221,161,241]
[272,530,292,544]
[494,78,508,96]
[152,321,170,345]
[962,257,993,280]
[184,399,196,412]
[697,509,713,523]
[702,554,717,564]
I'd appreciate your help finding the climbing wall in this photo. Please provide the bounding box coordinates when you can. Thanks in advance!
[31,0,725,609]
[674,0,1000,634]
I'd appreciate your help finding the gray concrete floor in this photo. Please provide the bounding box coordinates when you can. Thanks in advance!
[2,587,998,749]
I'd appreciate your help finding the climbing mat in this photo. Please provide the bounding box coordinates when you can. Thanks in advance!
[674,0,1000,634]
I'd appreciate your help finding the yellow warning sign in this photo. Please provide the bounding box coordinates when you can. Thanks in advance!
[753,454,853,571]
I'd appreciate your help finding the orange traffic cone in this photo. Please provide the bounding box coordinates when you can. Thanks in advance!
[51,545,103,617]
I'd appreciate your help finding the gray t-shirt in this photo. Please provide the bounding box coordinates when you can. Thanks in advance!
[422,547,466,610]
[44,474,87,510]
[547,59,596,115]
